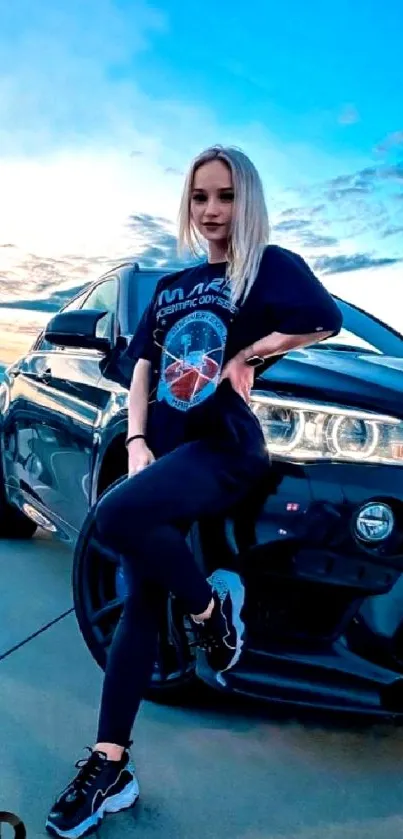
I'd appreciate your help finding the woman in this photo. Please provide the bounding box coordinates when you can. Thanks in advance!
[46,145,342,838]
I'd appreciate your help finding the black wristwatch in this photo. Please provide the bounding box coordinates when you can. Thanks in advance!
[245,354,265,368]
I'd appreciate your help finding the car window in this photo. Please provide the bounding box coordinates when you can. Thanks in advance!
[81,278,118,312]
[80,277,119,339]
[127,271,168,333]
[61,288,92,312]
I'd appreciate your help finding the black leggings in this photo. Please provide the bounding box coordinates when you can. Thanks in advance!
[94,438,268,747]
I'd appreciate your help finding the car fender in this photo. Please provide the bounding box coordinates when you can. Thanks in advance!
[90,412,128,505]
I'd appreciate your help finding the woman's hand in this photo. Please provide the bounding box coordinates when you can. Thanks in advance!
[219,352,255,402]
[127,438,155,477]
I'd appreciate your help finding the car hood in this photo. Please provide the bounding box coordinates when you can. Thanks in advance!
[261,348,403,418]
[102,347,403,425]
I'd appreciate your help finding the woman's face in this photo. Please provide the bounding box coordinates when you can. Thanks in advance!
[190,160,234,247]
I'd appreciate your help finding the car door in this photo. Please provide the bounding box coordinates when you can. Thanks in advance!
[0,288,91,521]
[25,277,119,533]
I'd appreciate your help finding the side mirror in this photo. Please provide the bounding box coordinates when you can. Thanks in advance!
[44,309,113,352]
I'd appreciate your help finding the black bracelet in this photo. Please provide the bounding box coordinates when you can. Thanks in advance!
[125,434,146,447]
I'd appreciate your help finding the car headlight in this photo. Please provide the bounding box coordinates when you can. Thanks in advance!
[250,393,403,464]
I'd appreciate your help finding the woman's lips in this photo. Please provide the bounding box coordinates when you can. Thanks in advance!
[203,223,222,229]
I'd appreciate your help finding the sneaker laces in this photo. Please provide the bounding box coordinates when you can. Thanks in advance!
[67,748,107,796]
[190,632,222,651]
[190,610,223,651]
[189,590,226,652]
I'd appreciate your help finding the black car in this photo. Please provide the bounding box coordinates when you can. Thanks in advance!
[3,260,403,718]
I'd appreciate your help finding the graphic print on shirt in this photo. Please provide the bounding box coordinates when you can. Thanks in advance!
[156,309,228,411]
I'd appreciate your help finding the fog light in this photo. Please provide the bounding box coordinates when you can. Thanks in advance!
[355,503,394,542]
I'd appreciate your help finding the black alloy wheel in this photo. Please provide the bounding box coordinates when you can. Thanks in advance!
[72,505,199,703]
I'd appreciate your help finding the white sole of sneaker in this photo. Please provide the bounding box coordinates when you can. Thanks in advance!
[45,779,139,839]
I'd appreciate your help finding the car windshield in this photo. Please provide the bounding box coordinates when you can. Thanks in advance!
[310,298,403,358]
[314,329,381,354]
[128,275,403,360]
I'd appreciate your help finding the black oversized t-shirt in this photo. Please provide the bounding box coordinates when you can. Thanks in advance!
[129,260,238,456]
[128,245,342,457]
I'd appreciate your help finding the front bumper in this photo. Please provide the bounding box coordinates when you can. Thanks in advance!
[197,460,403,717]
[198,640,403,718]
[251,459,403,569]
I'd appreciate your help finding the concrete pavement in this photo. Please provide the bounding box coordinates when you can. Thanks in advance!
[0,530,73,658]
[2,532,403,838]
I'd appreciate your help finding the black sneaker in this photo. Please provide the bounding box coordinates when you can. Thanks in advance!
[192,569,246,674]
[45,747,139,839]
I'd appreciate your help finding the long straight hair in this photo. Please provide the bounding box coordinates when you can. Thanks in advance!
[178,145,270,305]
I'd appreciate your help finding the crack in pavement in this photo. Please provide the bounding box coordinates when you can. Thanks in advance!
[0,607,75,663]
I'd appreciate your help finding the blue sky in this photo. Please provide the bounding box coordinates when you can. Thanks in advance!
[0,0,402,359]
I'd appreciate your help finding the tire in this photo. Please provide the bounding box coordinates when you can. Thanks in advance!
[0,499,38,539]
[0,462,37,539]
[72,501,200,705]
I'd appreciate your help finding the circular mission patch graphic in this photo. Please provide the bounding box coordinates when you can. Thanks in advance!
[157,310,227,411]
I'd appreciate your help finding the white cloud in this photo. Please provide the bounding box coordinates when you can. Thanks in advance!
[0,149,179,255]
[0,0,401,333]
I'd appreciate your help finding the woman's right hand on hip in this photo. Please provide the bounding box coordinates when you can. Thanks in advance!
[127,439,155,477]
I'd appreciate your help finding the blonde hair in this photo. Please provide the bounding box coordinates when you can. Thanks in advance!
[178,145,270,305]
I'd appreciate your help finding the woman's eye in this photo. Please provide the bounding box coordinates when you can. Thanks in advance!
[191,192,233,203]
